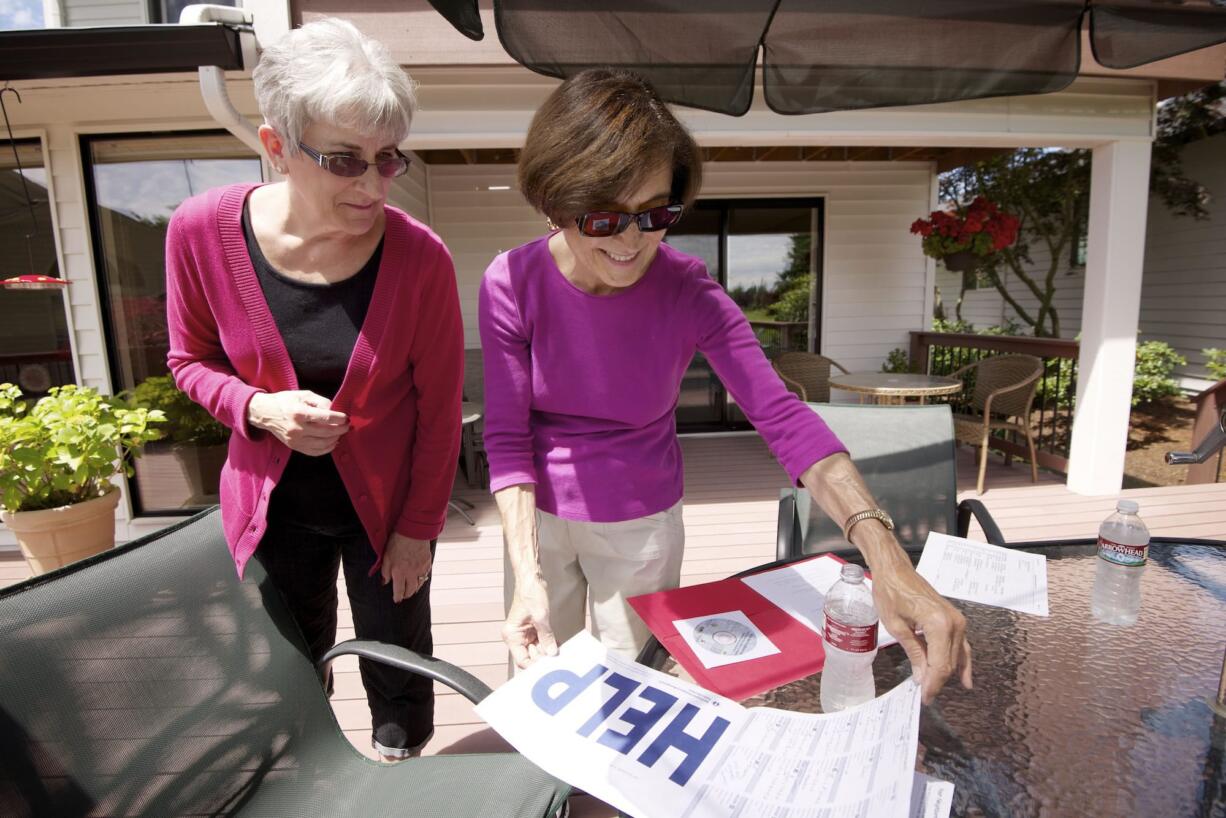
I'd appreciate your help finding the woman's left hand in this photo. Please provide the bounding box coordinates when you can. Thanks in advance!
[869,552,972,704]
[381,533,434,603]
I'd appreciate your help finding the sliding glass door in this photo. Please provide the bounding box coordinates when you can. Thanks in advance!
[666,198,823,431]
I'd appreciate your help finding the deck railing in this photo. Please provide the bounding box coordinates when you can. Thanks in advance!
[748,320,808,358]
[909,331,1080,472]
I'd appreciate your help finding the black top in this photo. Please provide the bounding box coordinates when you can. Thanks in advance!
[242,201,381,535]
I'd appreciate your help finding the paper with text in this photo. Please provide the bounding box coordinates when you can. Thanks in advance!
[476,632,924,818]
[741,554,900,648]
[916,533,1049,616]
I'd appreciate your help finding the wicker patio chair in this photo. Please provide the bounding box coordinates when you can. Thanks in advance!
[772,352,849,403]
[949,353,1044,494]
[776,403,1005,559]
[0,508,570,818]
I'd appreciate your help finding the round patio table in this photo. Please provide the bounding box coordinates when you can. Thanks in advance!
[638,538,1226,817]
[829,372,962,405]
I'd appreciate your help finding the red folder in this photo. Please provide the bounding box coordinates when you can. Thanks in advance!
[628,555,839,701]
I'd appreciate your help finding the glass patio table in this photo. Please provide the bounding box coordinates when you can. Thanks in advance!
[637,538,1226,817]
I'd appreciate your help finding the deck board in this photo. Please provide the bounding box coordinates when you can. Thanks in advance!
[2,433,1223,815]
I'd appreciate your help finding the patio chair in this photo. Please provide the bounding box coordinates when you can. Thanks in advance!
[772,352,849,403]
[949,354,1044,494]
[776,403,1005,560]
[0,508,570,818]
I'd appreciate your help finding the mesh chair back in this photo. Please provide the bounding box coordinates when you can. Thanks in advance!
[970,354,1043,418]
[773,352,847,403]
[0,510,568,818]
[785,404,958,557]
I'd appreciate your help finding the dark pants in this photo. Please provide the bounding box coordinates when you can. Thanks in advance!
[255,524,435,755]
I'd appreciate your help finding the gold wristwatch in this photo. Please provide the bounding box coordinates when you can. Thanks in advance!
[842,508,894,541]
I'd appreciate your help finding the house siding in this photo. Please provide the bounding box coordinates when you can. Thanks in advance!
[932,132,1225,383]
[62,0,146,26]
[429,161,934,373]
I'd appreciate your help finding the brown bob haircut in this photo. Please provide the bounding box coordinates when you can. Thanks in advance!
[518,68,703,225]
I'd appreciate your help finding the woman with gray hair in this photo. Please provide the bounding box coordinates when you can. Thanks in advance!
[165,18,463,760]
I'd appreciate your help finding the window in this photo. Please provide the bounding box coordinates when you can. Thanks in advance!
[0,140,75,398]
[148,0,235,24]
[84,132,262,515]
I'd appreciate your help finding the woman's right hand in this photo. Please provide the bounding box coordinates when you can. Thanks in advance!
[247,390,350,456]
[503,574,558,669]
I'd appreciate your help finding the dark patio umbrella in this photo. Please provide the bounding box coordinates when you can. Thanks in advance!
[427,0,1226,115]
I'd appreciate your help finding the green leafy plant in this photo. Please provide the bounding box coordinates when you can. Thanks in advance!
[1203,348,1226,382]
[1132,340,1186,406]
[881,348,916,374]
[0,384,165,513]
[126,375,228,447]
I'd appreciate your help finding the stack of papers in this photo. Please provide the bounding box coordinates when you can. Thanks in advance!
[477,632,952,818]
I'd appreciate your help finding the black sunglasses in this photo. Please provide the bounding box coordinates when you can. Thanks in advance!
[297,142,411,178]
[574,203,685,238]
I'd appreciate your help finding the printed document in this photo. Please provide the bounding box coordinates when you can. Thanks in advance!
[916,533,1049,616]
[741,554,900,647]
[476,632,928,818]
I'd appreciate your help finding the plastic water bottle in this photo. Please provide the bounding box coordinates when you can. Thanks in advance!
[820,564,879,713]
[1090,499,1150,626]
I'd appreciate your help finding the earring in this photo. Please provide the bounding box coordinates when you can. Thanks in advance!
[545,217,559,231]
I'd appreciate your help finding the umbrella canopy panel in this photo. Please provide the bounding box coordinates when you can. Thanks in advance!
[431,0,1226,116]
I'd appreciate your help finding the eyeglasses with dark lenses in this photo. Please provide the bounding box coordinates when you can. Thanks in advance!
[574,203,685,238]
[297,142,411,178]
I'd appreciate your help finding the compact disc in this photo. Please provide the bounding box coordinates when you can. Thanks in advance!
[692,617,758,656]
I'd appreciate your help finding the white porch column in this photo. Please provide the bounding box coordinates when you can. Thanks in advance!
[1066,139,1152,496]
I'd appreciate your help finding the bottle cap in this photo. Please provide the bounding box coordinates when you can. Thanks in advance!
[1116,499,1139,514]
[839,564,865,584]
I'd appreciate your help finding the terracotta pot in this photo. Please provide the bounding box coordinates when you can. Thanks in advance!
[942,250,981,272]
[1,487,121,576]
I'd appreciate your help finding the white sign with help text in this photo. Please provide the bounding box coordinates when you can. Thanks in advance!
[475,632,939,818]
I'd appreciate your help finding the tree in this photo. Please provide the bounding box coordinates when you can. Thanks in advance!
[939,80,1224,337]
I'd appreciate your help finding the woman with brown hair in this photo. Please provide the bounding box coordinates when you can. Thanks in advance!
[479,68,971,703]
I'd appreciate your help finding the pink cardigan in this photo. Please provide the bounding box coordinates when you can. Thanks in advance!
[166,184,463,578]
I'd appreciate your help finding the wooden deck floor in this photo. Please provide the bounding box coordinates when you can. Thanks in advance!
[3,435,1223,817]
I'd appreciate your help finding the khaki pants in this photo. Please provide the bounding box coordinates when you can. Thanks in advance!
[504,501,685,660]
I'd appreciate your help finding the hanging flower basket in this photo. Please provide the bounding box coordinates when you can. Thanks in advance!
[941,250,980,272]
[910,197,1020,269]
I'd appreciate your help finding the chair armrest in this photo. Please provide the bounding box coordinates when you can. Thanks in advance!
[981,369,1042,417]
[777,491,800,561]
[772,362,808,401]
[956,499,1006,545]
[320,639,493,705]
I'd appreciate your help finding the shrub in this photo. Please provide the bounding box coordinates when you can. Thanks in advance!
[0,384,165,513]
[1203,348,1226,382]
[1132,340,1186,406]
[881,348,915,374]
[126,375,228,447]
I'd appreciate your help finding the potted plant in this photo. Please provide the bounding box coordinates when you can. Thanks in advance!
[0,383,165,575]
[127,375,229,501]
[910,196,1021,272]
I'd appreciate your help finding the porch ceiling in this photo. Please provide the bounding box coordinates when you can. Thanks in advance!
[414,145,1009,168]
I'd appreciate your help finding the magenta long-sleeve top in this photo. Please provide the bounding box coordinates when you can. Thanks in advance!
[478,236,846,522]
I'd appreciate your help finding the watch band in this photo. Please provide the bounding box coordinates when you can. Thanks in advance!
[842,508,894,541]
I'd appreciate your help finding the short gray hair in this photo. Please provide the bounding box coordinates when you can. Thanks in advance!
[253,18,417,155]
